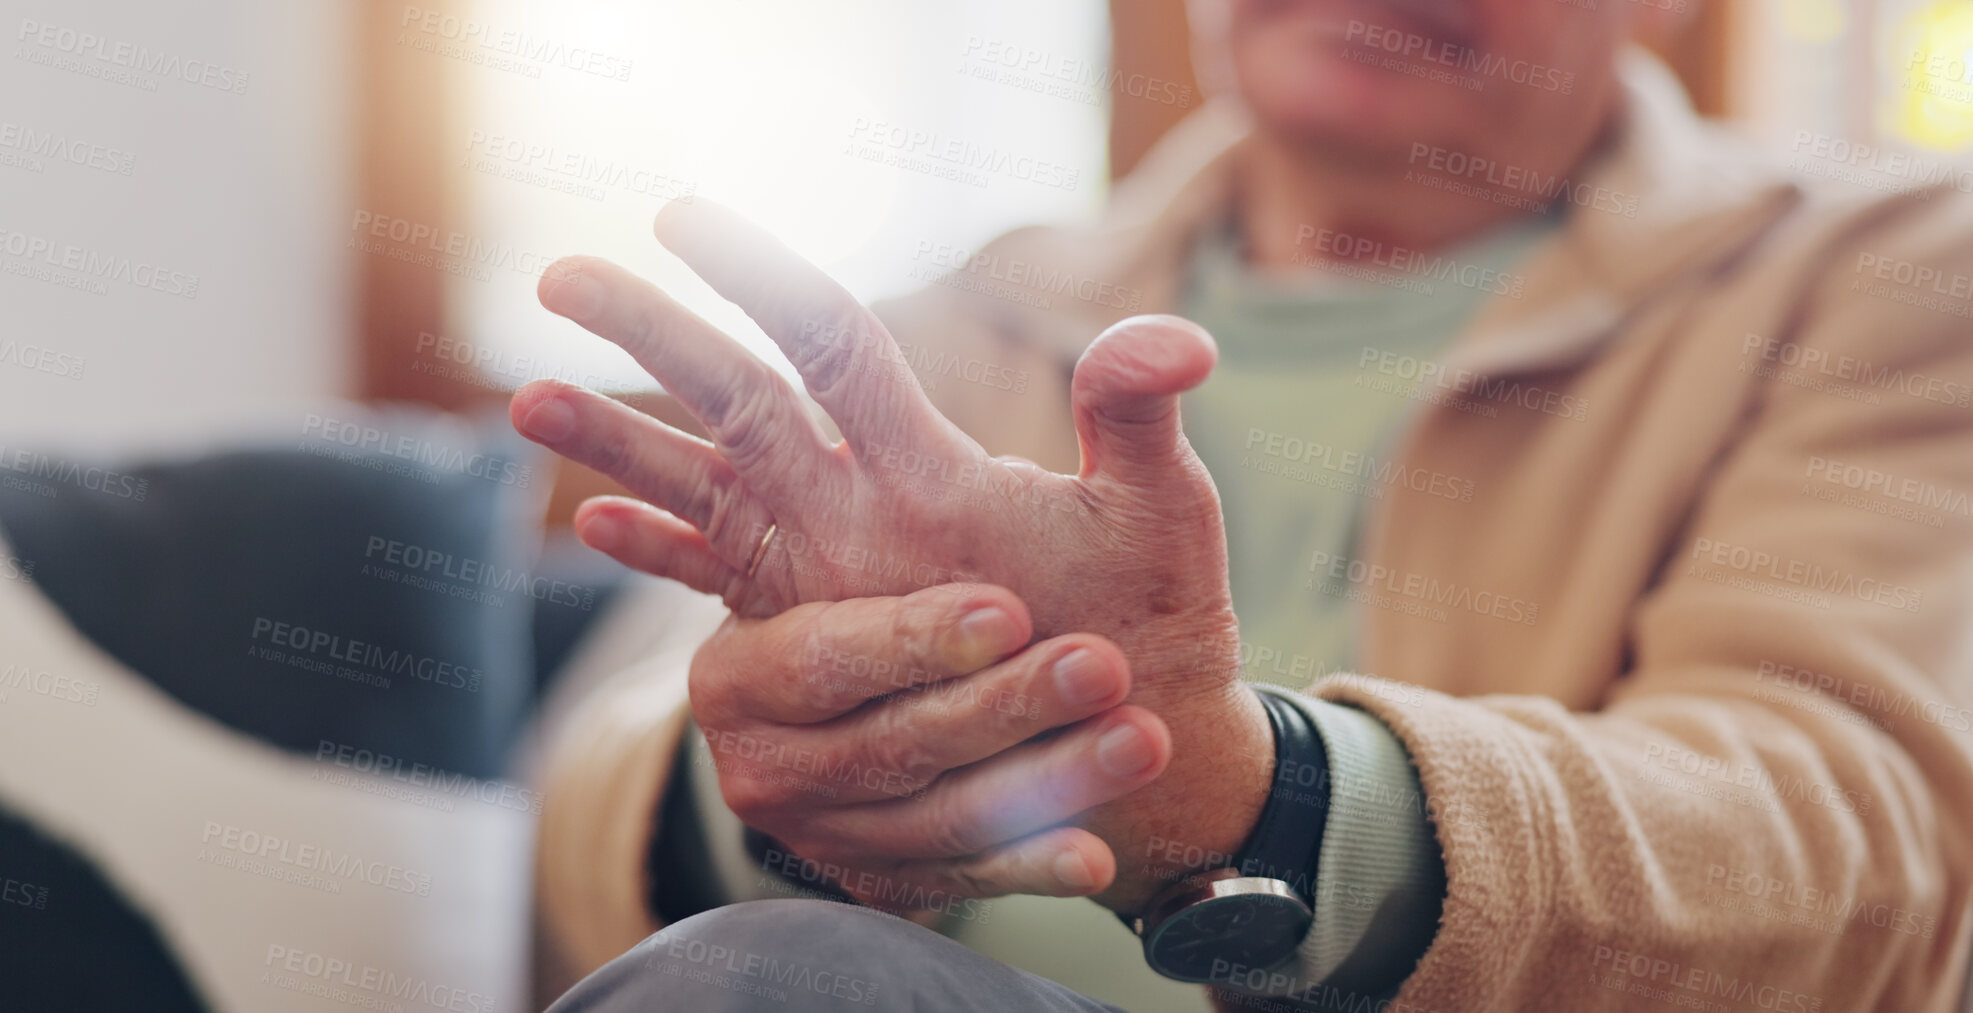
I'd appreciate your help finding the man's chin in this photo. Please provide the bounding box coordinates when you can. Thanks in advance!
[1241,61,1463,152]
[1247,94,1454,166]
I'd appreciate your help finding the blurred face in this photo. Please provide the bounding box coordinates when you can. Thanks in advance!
[1198,0,1646,168]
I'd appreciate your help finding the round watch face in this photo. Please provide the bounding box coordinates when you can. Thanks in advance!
[1144,890,1313,983]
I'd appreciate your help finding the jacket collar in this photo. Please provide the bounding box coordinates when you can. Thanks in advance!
[1044,50,1801,380]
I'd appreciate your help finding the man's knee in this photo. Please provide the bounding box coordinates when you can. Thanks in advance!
[547,900,926,1012]
[550,899,1122,1012]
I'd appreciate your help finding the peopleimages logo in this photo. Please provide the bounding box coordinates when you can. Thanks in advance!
[397,6,634,82]
[0,225,200,298]
[1589,945,1823,1013]
[1308,550,1541,626]
[1406,142,1640,218]
[15,19,251,94]
[361,536,597,610]
[463,130,695,202]
[0,341,86,380]
[348,211,569,282]
[0,121,136,176]
[0,661,100,706]
[1804,456,1971,522]
[958,35,1193,109]
[911,240,1139,312]
[0,553,34,583]
[301,413,534,489]
[1741,333,1971,408]
[314,741,543,815]
[1754,659,1971,733]
[200,821,433,896]
[1356,347,1589,422]
[846,117,1081,191]
[1789,129,1973,196]
[1854,251,1973,298]
[264,945,496,1013]
[250,617,484,692]
[1294,225,1527,298]
[1686,537,1924,614]
[1640,741,1872,815]
[0,446,149,501]
[1,876,47,910]
[1345,20,1575,94]
[1245,426,1477,503]
[758,846,986,927]
[1704,865,1937,939]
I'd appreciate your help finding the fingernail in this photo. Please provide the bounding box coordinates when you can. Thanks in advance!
[1096,724,1156,778]
[522,397,576,442]
[1053,649,1113,706]
[1053,850,1097,891]
[946,607,1019,671]
[581,513,622,554]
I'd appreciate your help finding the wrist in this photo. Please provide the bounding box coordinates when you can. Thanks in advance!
[1094,681,1276,913]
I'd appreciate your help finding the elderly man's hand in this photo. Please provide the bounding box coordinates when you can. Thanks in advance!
[683,582,1168,907]
[511,201,1273,913]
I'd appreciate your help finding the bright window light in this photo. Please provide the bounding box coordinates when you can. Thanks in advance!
[450,0,1111,391]
[1885,0,1973,149]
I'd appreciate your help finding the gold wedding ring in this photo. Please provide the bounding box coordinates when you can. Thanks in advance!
[745,523,779,578]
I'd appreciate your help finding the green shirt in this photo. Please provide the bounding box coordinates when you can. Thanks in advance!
[1181,217,1555,687]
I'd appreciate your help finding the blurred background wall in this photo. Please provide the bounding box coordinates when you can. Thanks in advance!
[2,0,353,455]
[10,0,1972,465]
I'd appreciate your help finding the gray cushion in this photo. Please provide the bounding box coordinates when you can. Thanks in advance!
[0,406,548,778]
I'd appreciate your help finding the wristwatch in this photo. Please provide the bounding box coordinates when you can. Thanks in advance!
[1125,688,1330,983]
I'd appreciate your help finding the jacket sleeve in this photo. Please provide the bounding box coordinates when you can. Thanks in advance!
[1311,211,1973,1012]
[530,590,725,999]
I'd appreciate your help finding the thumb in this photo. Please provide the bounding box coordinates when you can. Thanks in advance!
[1071,314,1217,488]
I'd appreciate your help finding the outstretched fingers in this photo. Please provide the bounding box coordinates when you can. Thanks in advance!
[535,255,842,517]
[652,200,956,462]
[511,380,780,570]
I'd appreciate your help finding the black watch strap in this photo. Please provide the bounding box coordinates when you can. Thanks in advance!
[1238,688,1329,902]
[1119,687,1330,934]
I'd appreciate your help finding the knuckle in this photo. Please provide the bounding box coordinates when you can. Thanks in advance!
[786,610,839,711]
[791,308,877,399]
[698,487,751,558]
[672,456,725,528]
[865,714,942,794]
[709,380,777,471]
[688,645,736,717]
[625,298,669,359]
[889,597,942,673]
[796,343,856,403]
[917,793,982,857]
[694,375,738,432]
[717,571,754,615]
[943,863,994,900]
[793,672,839,717]
[591,430,636,480]
[789,817,852,862]
[963,678,1025,737]
[718,768,788,822]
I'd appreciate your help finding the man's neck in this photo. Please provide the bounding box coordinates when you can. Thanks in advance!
[1235,116,1618,271]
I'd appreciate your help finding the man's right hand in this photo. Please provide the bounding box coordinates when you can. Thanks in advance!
[687,581,1172,909]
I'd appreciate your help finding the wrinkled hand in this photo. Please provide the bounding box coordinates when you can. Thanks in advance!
[683,582,1169,908]
[512,201,1272,911]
